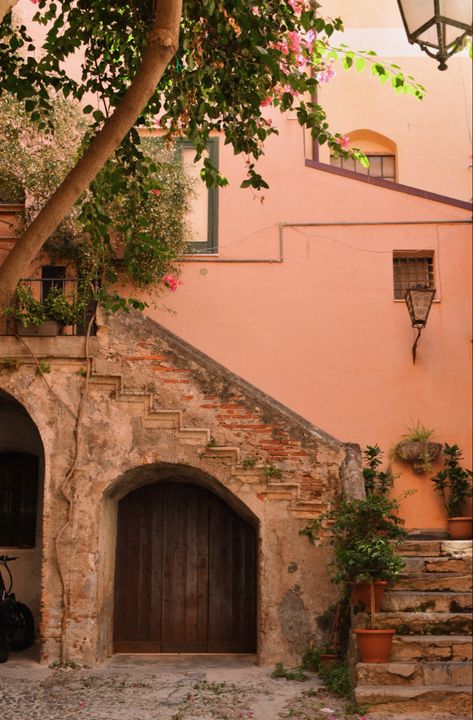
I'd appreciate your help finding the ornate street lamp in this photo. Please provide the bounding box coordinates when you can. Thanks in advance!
[405,287,436,363]
[396,1,473,70]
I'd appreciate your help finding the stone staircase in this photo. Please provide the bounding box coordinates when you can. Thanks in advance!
[88,372,324,518]
[353,539,473,716]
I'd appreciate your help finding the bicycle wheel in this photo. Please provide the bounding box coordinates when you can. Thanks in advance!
[0,629,9,663]
[9,602,34,651]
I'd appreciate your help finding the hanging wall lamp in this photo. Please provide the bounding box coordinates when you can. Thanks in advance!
[396,0,473,70]
[405,287,436,363]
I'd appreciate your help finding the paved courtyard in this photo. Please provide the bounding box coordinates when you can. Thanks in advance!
[0,649,469,720]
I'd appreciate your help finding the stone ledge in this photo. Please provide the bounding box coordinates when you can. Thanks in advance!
[0,336,99,360]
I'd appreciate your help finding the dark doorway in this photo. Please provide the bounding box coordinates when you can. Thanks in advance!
[113,481,257,653]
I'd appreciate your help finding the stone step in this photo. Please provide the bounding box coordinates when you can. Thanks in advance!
[353,611,472,635]
[354,684,472,716]
[403,555,472,574]
[391,635,473,662]
[356,660,472,687]
[394,572,472,592]
[400,539,472,558]
[383,590,473,613]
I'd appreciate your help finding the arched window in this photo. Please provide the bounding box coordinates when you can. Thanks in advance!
[331,130,397,181]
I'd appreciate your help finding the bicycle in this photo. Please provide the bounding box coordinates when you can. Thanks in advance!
[0,555,35,663]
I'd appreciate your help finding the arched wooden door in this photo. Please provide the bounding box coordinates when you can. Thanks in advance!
[113,482,257,653]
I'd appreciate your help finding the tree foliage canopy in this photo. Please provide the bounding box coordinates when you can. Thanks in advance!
[0,0,425,311]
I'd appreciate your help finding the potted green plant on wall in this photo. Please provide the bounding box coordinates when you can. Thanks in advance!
[301,446,409,662]
[7,284,86,336]
[394,421,442,474]
[431,444,473,540]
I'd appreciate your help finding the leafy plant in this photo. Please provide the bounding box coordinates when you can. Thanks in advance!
[271,662,307,681]
[7,284,85,327]
[431,444,473,518]
[300,446,409,629]
[394,422,440,473]
[242,457,257,469]
[35,360,51,377]
[262,463,282,479]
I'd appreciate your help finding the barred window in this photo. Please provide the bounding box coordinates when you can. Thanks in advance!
[0,452,39,547]
[393,253,434,300]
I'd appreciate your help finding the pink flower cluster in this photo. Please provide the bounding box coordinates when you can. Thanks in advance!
[149,188,161,197]
[287,0,310,16]
[316,61,336,84]
[162,274,182,292]
[336,134,350,151]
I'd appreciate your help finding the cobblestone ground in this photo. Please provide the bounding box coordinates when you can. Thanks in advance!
[0,650,468,720]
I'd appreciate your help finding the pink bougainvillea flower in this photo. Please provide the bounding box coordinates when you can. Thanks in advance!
[162,274,182,292]
[339,134,350,150]
[251,6,260,15]
[260,96,273,107]
[150,188,161,197]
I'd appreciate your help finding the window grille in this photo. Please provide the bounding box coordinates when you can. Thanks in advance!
[393,253,434,300]
[330,154,396,180]
[0,452,39,547]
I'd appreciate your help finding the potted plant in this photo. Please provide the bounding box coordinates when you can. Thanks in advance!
[394,421,442,474]
[431,444,473,539]
[7,284,85,336]
[301,446,408,663]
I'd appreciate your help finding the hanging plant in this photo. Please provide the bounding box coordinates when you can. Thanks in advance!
[394,421,442,474]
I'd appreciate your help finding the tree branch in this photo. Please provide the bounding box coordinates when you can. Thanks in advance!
[0,0,182,313]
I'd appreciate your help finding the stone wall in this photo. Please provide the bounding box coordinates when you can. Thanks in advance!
[0,311,361,665]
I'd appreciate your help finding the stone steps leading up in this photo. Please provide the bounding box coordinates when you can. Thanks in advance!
[354,685,472,716]
[356,660,472,686]
[353,539,472,716]
[383,590,472,613]
[403,555,472,574]
[353,611,472,635]
[391,635,473,662]
[394,572,472,592]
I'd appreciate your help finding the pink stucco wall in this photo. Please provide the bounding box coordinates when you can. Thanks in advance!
[138,115,472,532]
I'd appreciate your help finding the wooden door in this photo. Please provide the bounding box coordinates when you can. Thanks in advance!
[113,482,256,653]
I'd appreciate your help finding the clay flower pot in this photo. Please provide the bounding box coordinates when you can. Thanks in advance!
[319,653,342,668]
[349,580,387,612]
[354,629,395,663]
[447,517,473,540]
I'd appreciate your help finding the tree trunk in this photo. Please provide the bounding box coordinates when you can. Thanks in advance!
[0,0,182,315]
[0,0,17,23]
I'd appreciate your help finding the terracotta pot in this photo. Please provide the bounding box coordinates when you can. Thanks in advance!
[448,517,473,540]
[319,653,341,668]
[354,629,395,663]
[349,580,387,612]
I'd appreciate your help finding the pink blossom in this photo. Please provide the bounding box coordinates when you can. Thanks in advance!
[338,134,350,150]
[260,96,273,107]
[162,274,182,292]
[251,6,260,15]
[316,61,336,84]
[288,31,301,54]
[150,189,161,197]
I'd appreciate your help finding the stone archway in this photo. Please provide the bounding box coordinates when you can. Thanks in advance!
[0,389,44,635]
[113,479,257,653]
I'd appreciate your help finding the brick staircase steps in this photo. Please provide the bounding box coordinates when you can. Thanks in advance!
[383,590,472,613]
[353,539,473,716]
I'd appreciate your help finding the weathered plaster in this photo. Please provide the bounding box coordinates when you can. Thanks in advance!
[0,311,360,666]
